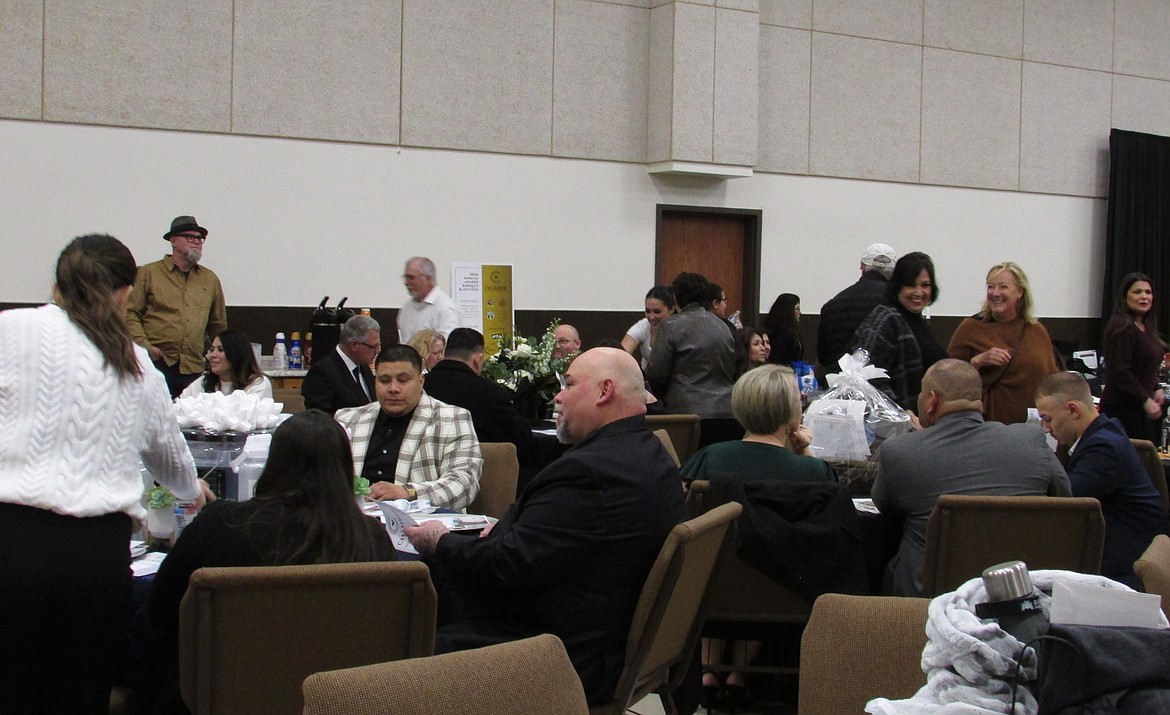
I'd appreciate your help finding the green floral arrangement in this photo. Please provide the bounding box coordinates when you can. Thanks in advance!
[482,320,573,417]
[147,485,176,510]
[353,476,372,497]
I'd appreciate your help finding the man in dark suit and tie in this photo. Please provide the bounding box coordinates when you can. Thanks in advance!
[405,348,685,705]
[300,314,380,414]
[423,328,537,468]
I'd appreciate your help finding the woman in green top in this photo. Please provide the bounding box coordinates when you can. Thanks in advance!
[681,364,835,485]
[681,364,835,707]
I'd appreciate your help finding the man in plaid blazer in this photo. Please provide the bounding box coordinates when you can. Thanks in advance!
[336,345,482,511]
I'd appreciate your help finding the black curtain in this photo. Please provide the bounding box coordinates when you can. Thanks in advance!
[1103,129,1170,333]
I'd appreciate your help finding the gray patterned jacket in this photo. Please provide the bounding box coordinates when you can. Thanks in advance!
[336,394,483,511]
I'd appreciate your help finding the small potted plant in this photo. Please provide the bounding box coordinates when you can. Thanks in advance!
[146,485,177,540]
[353,476,371,509]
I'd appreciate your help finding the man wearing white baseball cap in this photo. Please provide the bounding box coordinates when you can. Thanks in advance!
[816,243,897,370]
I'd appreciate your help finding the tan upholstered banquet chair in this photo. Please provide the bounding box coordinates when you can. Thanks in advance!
[468,442,519,518]
[302,633,589,715]
[921,494,1105,596]
[589,501,742,715]
[1135,534,1170,620]
[179,561,436,715]
[645,413,701,465]
[653,429,682,468]
[1130,438,1170,513]
[798,593,930,714]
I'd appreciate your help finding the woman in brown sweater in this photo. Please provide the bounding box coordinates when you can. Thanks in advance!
[948,262,1058,424]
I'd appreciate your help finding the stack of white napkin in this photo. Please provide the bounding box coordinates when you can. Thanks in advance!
[173,391,285,432]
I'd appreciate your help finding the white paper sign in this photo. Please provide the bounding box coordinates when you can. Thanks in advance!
[1049,579,1167,628]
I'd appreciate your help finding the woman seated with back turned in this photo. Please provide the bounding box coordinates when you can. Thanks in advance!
[179,328,273,400]
[147,410,396,712]
[679,364,835,707]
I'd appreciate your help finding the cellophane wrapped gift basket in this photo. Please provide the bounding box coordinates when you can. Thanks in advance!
[802,350,911,494]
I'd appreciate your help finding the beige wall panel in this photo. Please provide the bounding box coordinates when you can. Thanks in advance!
[921,49,1020,190]
[1112,75,1170,137]
[809,34,921,182]
[1020,63,1111,197]
[401,0,554,154]
[233,1,400,144]
[924,0,1022,58]
[761,0,811,28]
[647,4,675,162]
[757,26,810,173]
[812,0,922,44]
[552,0,649,162]
[1114,0,1170,80]
[0,0,42,119]
[713,8,759,166]
[1023,0,1112,71]
[43,0,232,130]
[672,3,716,162]
[718,0,759,11]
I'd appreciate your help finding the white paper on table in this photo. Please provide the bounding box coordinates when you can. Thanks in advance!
[1049,579,1167,628]
[131,552,166,578]
[852,498,880,515]
[378,501,419,554]
[805,399,869,461]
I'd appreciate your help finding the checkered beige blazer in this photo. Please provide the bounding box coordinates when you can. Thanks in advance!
[336,394,483,511]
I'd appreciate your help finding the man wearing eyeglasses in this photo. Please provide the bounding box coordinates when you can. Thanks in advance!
[126,215,227,398]
[301,315,381,415]
[398,256,460,343]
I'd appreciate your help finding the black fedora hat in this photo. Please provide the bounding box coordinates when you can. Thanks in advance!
[164,215,208,240]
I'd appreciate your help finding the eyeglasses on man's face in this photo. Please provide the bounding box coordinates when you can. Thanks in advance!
[174,233,206,243]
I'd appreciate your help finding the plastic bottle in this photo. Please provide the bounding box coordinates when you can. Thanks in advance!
[289,331,303,369]
[304,331,313,369]
[273,332,288,370]
[1161,414,1169,454]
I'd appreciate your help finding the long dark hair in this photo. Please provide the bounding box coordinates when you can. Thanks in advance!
[54,234,141,379]
[202,329,263,393]
[250,411,387,564]
[885,252,939,305]
[1108,272,1163,346]
[765,293,801,343]
[734,326,765,378]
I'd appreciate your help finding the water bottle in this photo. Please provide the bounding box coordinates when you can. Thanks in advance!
[975,561,1048,645]
[272,332,288,370]
[289,332,303,369]
[1161,414,1169,454]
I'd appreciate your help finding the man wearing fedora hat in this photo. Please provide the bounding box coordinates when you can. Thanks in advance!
[126,215,227,398]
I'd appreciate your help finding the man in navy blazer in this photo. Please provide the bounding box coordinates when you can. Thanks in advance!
[300,315,379,414]
[405,348,685,704]
[1036,371,1169,588]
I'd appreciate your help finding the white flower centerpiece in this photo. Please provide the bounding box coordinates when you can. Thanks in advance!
[482,320,573,418]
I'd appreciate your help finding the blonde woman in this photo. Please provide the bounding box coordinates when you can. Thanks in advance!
[407,328,446,372]
[947,262,1058,424]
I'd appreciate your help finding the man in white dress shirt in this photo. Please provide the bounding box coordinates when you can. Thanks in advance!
[398,256,460,343]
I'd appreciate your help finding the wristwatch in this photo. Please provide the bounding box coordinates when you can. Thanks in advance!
[406,487,418,501]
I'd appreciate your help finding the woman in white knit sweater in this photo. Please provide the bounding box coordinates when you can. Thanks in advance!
[0,234,204,713]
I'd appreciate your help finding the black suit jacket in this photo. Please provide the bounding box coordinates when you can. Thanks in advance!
[300,349,375,414]
[423,360,537,466]
[432,415,686,704]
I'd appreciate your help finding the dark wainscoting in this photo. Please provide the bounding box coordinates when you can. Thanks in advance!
[0,302,1101,365]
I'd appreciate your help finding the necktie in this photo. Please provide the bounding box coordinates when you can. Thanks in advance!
[353,366,368,398]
